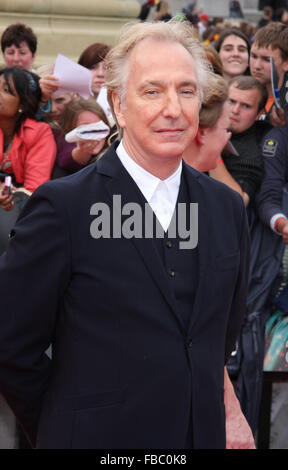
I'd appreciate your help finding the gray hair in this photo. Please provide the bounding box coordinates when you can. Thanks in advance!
[105,20,216,135]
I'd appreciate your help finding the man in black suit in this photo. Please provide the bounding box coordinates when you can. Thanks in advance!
[0,21,254,449]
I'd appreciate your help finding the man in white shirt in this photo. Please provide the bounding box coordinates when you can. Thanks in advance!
[0,20,254,449]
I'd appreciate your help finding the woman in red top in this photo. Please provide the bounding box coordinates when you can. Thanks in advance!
[0,67,56,211]
[0,67,56,254]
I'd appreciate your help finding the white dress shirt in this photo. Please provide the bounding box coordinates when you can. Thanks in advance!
[116,140,182,232]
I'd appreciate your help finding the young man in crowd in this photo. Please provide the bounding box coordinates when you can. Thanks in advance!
[256,26,288,243]
[250,22,287,120]
[211,76,271,207]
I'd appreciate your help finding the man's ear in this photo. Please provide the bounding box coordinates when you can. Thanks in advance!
[282,59,288,72]
[195,127,206,145]
[111,91,126,129]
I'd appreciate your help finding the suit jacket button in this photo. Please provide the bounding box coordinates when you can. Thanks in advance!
[166,240,172,248]
[169,269,175,278]
[187,339,193,348]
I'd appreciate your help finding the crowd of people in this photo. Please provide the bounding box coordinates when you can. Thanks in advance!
[0,23,115,253]
[0,0,288,449]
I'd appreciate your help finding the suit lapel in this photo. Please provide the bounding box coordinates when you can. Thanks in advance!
[182,162,210,333]
[97,145,186,333]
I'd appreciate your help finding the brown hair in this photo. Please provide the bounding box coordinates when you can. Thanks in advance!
[253,21,286,48]
[263,6,273,17]
[57,97,109,132]
[273,25,288,61]
[78,43,110,69]
[199,75,228,128]
[56,97,111,154]
[215,28,250,55]
[201,43,223,76]
[1,23,37,54]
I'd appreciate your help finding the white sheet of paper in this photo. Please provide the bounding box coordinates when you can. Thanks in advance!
[65,121,110,143]
[97,86,115,127]
[53,54,93,99]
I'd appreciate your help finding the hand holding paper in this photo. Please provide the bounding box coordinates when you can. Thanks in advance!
[65,121,110,143]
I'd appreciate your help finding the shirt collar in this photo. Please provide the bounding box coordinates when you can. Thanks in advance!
[116,140,182,203]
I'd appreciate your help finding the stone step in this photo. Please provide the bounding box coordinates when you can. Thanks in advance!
[243,0,259,8]
[243,8,263,22]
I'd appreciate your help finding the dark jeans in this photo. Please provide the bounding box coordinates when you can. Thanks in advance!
[0,172,28,255]
[0,208,20,255]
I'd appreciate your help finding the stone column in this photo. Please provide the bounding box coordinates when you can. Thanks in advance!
[0,0,140,17]
[0,0,140,67]
[197,0,230,17]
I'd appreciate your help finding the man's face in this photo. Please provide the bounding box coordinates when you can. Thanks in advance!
[250,44,272,87]
[271,47,288,88]
[112,38,201,172]
[227,84,262,133]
